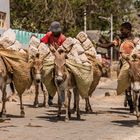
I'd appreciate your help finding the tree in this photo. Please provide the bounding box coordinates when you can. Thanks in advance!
[10,0,136,36]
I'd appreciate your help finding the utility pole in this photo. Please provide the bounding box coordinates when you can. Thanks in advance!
[98,14,113,78]
[84,8,87,33]
[98,14,113,64]
[110,14,113,65]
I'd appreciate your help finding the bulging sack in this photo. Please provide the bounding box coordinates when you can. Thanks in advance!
[73,43,85,55]
[70,47,82,64]
[85,47,97,57]
[62,37,74,52]
[7,40,22,51]
[29,35,40,48]
[19,49,27,54]
[79,53,88,63]
[38,42,50,56]
[76,31,88,43]
[82,62,91,66]
[73,38,81,44]
[82,38,93,51]
[96,54,102,62]
[28,45,38,57]
[0,28,16,48]
[46,51,55,60]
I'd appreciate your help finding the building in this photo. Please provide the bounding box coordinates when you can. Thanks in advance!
[0,0,10,35]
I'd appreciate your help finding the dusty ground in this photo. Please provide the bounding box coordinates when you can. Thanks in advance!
[0,77,140,140]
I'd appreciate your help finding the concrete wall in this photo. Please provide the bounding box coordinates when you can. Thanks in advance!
[0,0,10,29]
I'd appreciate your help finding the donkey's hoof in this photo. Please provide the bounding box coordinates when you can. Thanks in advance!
[42,103,46,107]
[57,114,61,118]
[34,102,39,108]
[77,114,81,120]
[89,108,93,113]
[85,108,92,113]
[20,111,25,118]
[0,112,3,117]
[72,108,76,114]
[34,104,39,108]
[0,114,6,119]
[85,107,88,113]
[130,108,134,114]
[124,102,127,107]
[68,112,71,119]
[65,117,69,122]
[137,116,140,122]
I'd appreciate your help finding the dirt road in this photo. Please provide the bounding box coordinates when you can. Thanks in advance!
[0,78,140,140]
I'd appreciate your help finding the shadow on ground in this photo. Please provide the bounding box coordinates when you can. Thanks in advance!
[111,119,139,127]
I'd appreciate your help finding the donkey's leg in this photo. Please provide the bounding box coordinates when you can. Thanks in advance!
[72,89,76,113]
[74,88,80,119]
[0,85,7,118]
[68,90,71,119]
[64,90,69,121]
[133,92,136,113]
[85,97,92,113]
[124,92,128,107]
[65,90,71,120]
[34,83,39,107]
[41,82,46,107]
[87,97,92,112]
[125,87,134,113]
[136,94,140,122]
[7,82,17,102]
[85,98,88,112]
[19,94,25,117]
[138,95,140,111]
[57,91,62,118]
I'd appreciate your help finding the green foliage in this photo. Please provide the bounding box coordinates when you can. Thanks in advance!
[134,0,140,9]
[10,0,135,36]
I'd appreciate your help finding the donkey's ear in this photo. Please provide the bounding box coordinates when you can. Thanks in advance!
[41,52,50,60]
[61,52,68,59]
[65,54,68,59]
[50,45,56,54]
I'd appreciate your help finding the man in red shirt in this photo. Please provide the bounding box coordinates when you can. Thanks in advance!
[41,21,66,49]
[41,21,66,106]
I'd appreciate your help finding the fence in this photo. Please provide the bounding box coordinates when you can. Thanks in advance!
[13,29,45,46]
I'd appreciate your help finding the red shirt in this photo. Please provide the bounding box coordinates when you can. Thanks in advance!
[40,32,66,49]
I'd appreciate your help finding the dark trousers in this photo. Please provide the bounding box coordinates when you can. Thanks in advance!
[48,94,53,100]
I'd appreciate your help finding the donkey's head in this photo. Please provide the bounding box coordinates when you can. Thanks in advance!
[31,53,45,83]
[50,47,68,104]
[126,57,140,93]
[53,48,68,86]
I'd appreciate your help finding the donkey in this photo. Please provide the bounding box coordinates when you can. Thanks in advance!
[125,56,140,122]
[0,56,26,118]
[84,54,102,113]
[53,48,80,120]
[30,53,47,107]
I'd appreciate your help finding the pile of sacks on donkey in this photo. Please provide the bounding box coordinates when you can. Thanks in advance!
[0,29,103,120]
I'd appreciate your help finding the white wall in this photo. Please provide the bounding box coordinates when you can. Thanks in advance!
[0,0,10,29]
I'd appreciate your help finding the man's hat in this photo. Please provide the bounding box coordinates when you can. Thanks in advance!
[48,21,62,32]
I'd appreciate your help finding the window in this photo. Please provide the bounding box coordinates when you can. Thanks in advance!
[0,12,6,28]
